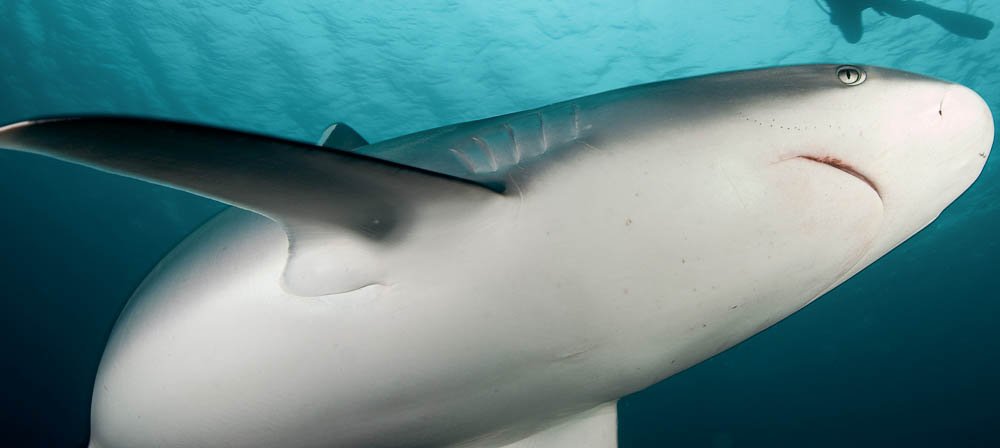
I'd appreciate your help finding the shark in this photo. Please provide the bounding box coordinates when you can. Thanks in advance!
[0,64,993,448]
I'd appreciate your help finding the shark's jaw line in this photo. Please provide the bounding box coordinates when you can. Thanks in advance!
[797,154,882,199]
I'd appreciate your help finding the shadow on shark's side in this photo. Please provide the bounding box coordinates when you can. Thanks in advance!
[820,0,994,43]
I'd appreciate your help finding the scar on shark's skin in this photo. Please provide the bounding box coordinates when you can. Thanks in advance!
[797,155,881,198]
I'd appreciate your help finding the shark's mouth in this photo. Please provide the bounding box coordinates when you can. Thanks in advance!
[797,155,881,199]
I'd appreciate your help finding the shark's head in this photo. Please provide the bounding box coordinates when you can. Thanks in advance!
[628,64,994,282]
[737,65,993,272]
[566,64,994,378]
[827,65,993,268]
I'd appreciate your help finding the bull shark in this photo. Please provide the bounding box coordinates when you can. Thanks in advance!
[0,64,993,448]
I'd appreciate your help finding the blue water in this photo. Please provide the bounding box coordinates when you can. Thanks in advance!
[1,1,997,446]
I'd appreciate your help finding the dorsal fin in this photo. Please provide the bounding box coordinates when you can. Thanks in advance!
[318,122,368,151]
[0,116,498,297]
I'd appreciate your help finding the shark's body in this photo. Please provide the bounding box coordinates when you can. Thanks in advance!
[0,65,993,447]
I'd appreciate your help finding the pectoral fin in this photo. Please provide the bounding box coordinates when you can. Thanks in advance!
[0,116,498,296]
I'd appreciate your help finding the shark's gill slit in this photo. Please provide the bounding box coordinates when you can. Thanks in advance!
[449,148,478,173]
[471,136,499,171]
[798,155,881,198]
[503,123,522,163]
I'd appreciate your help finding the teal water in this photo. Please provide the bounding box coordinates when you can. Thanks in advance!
[0,1,997,446]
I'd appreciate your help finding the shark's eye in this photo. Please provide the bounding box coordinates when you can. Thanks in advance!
[836,65,866,86]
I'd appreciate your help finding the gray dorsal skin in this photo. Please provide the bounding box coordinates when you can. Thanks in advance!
[318,122,369,150]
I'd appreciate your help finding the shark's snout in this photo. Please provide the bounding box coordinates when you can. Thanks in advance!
[937,84,994,183]
[940,84,991,120]
[939,84,994,141]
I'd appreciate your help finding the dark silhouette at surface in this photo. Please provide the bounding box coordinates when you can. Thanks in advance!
[820,0,994,43]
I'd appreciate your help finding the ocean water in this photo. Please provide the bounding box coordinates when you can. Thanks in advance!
[0,1,997,446]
